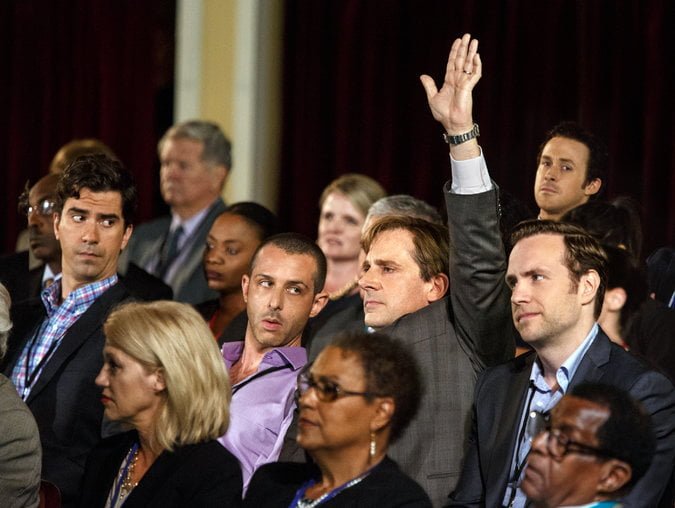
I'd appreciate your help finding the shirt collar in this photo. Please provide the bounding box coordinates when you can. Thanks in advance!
[170,200,216,239]
[531,323,599,394]
[42,274,118,314]
[221,341,307,371]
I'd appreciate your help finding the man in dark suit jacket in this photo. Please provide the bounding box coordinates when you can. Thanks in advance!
[119,120,231,304]
[1,155,138,507]
[446,220,675,507]
[1,174,171,304]
[344,36,515,506]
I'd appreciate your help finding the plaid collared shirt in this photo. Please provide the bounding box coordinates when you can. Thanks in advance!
[11,274,118,400]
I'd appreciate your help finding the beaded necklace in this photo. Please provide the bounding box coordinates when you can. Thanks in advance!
[289,462,381,508]
[109,442,140,507]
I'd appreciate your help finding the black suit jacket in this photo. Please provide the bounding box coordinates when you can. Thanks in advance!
[79,431,242,507]
[244,457,431,507]
[0,250,43,304]
[1,282,132,508]
[447,330,675,508]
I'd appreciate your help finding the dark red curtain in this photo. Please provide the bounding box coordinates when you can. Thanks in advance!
[280,0,675,258]
[0,0,175,252]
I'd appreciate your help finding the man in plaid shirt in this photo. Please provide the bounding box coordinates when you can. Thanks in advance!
[2,154,137,507]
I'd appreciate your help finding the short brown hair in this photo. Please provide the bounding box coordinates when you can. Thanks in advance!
[361,215,449,281]
[510,220,607,318]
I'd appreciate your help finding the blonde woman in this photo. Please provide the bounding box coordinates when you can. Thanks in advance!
[78,301,241,507]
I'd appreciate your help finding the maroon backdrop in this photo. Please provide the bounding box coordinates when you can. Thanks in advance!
[280,0,675,259]
[0,0,175,252]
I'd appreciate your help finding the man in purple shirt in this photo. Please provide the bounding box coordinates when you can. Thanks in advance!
[218,232,328,490]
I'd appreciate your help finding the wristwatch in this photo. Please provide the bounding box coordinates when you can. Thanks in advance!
[442,124,480,145]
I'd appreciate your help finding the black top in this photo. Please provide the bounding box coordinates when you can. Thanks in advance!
[78,431,243,507]
[244,457,431,507]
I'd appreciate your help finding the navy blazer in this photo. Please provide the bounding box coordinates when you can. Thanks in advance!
[447,330,675,508]
[1,282,132,508]
[79,431,242,507]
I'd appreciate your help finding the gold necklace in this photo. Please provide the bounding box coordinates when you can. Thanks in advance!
[120,447,140,496]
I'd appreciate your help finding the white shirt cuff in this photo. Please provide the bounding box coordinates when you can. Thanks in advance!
[449,147,493,194]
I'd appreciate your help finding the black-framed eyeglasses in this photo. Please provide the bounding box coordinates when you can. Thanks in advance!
[295,363,383,403]
[530,411,615,461]
[19,198,57,217]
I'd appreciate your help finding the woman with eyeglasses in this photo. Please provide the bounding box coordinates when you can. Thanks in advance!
[244,331,431,507]
[78,301,242,507]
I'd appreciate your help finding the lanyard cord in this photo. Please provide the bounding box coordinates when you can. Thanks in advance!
[505,381,536,507]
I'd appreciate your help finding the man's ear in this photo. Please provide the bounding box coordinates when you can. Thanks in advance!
[597,459,632,496]
[120,224,133,251]
[241,274,250,303]
[583,178,602,197]
[604,287,627,312]
[426,273,449,303]
[309,291,329,318]
[53,213,61,240]
[579,269,600,306]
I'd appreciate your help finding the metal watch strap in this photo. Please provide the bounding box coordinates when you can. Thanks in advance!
[442,123,480,145]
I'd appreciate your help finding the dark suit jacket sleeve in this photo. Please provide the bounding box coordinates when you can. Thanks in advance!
[622,369,675,507]
[445,184,515,372]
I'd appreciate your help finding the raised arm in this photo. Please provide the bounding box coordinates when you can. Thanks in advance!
[420,33,481,161]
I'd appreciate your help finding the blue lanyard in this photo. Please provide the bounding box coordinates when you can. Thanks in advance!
[109,442,140,507]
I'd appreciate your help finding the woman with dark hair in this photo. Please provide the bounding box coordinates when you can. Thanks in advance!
[244,331,431,507]
[197,202,279,342]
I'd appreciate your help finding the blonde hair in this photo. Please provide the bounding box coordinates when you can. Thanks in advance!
[319,173,386,218]
[104,301,230,452]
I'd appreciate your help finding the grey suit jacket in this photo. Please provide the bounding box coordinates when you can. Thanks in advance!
[447,330,675,508]
[382,186,515,507]
[0,374,41,508]
[119,198,226,304]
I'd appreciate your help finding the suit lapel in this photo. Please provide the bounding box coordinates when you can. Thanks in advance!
[568,329,613,389]
[25,283,128,404]
[168,199,226,291]
[487,352,535,503]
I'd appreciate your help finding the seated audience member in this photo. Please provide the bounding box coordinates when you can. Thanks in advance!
[563,202,675,382]
[296,34,518,505]
[562,197,643,260]
[15,138,118,257]
[1,155,138,507]
[435,35,674,508]
[447,221,675,508]
[307,193,443,360]
[317,173,386,300]
[120,120,231,304]
[532,122,607,222]
[1,174,61,303]
[79,301,242,507]
[196,202,279,343]
[2,171,170,304]
[646,246,675,308]
[522,383,656,508]
[305,175,385,346]
[595,246,651,348]
[0,283,41,507]
[245,331,431,507]
[219,233,328,491]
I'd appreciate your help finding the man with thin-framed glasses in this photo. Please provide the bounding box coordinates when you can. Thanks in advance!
[522,383,656,508]
[0,174,62,303]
